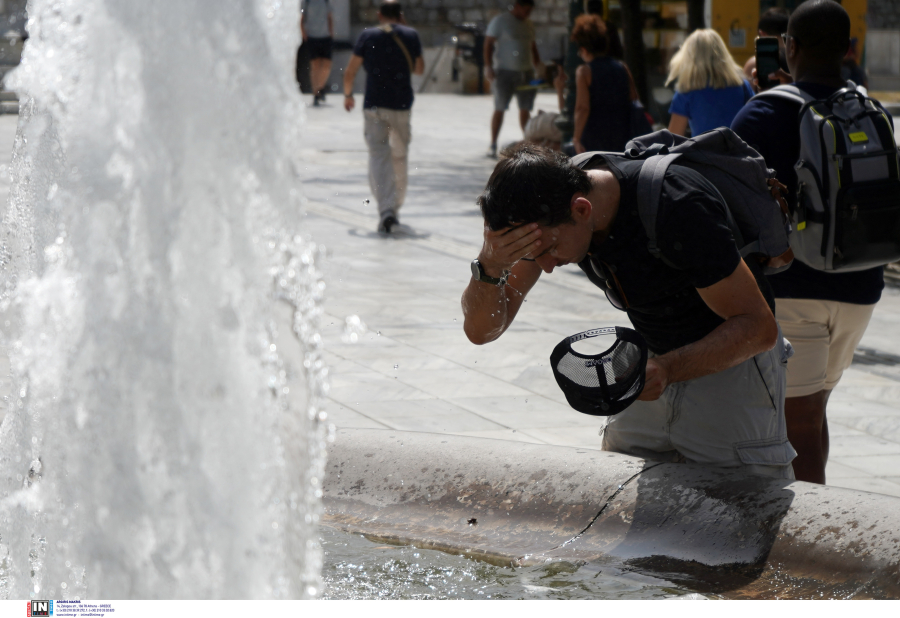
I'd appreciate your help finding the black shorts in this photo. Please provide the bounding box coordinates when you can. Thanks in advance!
[306,37,333,60]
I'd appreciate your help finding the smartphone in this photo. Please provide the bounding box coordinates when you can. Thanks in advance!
[756,36,781,91]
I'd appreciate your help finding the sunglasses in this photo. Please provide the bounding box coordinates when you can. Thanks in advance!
[589,257,628,311]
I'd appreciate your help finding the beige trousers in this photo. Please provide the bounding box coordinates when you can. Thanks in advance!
[363,107,411,218]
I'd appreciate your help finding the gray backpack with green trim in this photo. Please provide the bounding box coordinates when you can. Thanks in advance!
[753,83,900,271]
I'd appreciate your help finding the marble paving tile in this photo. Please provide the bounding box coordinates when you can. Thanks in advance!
[836,416,900,444]
[825,477,900,499]
[516,426,607,449]
[372,410,508,434]
[452,429,548,445]
[828,454,900,476]
[324,402,391,429]
[825,459,868,480]
[328,372,432,403]
[396,367,533,399]
[823,397,900,419]
[824,422,868,437]
[448,396,586,428]
[347,398,505,427]
[827,434,900,457]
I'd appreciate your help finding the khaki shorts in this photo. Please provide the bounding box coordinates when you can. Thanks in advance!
[493,69,537,112]
[776,298,876,398]
[601,328,796,480]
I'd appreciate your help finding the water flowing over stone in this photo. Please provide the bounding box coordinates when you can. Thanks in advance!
[0,0,327,599]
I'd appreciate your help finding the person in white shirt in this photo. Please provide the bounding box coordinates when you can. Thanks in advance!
[484,0,543,158]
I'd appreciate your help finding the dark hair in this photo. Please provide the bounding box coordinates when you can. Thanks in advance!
[379,0,402,20]
[571,14,608,56]
[758,7,790,36]
[789,0,850,64]
[478,144,592,231]
[515,0,535,7]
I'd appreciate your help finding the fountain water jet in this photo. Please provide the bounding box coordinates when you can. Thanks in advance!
[0,0,327,599]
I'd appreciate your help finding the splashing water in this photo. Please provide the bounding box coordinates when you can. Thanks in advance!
[0,0,327,599]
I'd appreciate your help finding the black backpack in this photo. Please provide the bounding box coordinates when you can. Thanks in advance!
[572,128,794,274]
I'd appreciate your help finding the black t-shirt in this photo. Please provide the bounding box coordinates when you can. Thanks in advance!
[576,155,773,355]
[353,24,422,110]
[730,82,890,305]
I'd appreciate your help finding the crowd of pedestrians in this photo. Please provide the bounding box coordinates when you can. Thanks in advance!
[301,0,896,486]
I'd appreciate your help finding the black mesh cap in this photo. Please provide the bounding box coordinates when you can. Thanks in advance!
[550,326,648,416]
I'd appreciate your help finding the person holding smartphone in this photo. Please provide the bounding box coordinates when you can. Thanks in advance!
[743,8,790,84]
[731,0,892,485]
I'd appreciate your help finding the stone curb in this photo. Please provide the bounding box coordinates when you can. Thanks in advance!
[322,428,900,599]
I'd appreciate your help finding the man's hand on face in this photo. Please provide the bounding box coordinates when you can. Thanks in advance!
[478,223,542,277]
[637,357,669,401]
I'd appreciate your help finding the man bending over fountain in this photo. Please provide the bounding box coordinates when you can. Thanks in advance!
[461,145,796,479]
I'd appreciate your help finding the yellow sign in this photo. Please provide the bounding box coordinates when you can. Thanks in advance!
[849,131,869,144]
[710,0,759,66]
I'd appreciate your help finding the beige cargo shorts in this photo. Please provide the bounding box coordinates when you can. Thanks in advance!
[600,328,797,480]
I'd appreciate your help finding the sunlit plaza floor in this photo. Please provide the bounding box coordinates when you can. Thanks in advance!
[2,91,899,497]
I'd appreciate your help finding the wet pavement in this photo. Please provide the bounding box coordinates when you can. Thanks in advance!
[1,90,898,496]
[296,92,900,498]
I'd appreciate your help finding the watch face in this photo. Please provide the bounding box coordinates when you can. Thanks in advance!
[471,259,481,280]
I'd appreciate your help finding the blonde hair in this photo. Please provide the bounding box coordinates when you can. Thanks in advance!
[665,29,745,93]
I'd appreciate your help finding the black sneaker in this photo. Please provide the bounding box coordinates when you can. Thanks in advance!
[378,214,399,234]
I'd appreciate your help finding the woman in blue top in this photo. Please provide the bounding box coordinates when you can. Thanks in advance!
[666,29,754,137]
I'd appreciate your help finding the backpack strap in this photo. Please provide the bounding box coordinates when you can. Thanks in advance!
[750,84,810,106]
[636,151,747,267]
[378,23,414,74]
[637,153,681,264]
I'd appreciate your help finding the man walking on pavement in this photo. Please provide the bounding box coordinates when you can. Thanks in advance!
[732,0,893,484]
[344,0,424,234]
[301,0,335,106]
[484,0,544,158]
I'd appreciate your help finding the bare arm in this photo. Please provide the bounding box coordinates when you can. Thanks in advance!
[573,64,591,153]
[300,13,306,41]
[531,40,541,68]
[639,259,778,400]
[462,224,544,344]
[413,55,425,76]
[553,64,566,112]
[484,36,496,80]
[343,54,363,111]
[667,112,689,136]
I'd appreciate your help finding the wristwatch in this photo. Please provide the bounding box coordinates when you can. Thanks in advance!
[471,259,509,286]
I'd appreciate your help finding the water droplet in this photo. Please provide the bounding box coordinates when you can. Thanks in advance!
[393,364,398,369]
